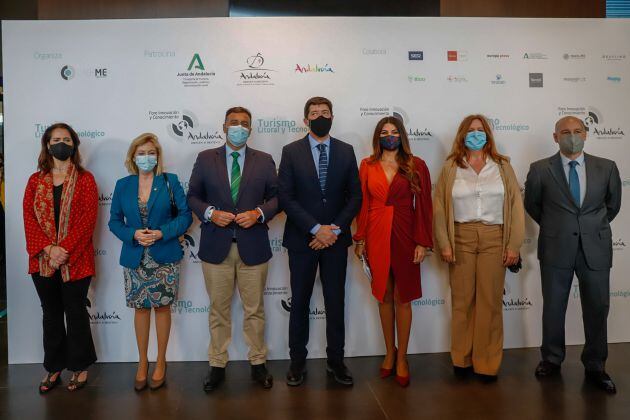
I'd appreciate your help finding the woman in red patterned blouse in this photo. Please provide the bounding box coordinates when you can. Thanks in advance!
[23,123,98,393]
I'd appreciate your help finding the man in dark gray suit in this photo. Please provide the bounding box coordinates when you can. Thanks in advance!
[525,116,622,394]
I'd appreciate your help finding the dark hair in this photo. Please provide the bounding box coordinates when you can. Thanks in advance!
[38,122,84,172]
[303,96,333,118]
[369,116,421,194]
[225,106,252,122]
[446,114,507,168]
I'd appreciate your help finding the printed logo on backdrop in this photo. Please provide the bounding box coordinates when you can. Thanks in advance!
[294,63,335,74]
[148,110,181,122]
[486,53,510,60]
[447,50,468,61]
[144,49,176,59]
[562,76,586,83]
[447,75,468,83]
[529,73,543,88]
[607,76,622,83]
[34,123,106,140]
[408,75,427,83]
[359,106,390,118]
[602,54,627,62]
[623,177,630,188]
[60,65,75,80]
[557,106,625,140]
[269,236,286,254]
[523,52,548,60]
[573,285,630,300]
[180,233,201,263]
[86,298,122,325]
[412,297,445,307]
[613,238,626,252]
[280,296,326,320]
[34,52,63,60]
[234,52,277,87]
[488,117,530,132]
[362,48,387,55]
[256,118,308,136]
[166,110,224,145]
[563,53,586,60]
[99,191,113,207]
[177,53,215,87]
[391,107,434,142]
[408,51,424,61]
[490,74,507,86]
[171,300,209,315]
[503,280,533,311]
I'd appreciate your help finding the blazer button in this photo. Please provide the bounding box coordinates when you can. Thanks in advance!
[322,198,327,203]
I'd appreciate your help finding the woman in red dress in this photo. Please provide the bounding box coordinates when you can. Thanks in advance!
[353,116,433,387]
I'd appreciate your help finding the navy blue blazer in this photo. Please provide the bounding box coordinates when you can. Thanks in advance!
[108,173,193,269]
[187,145,279,265]
[278,135,362,252]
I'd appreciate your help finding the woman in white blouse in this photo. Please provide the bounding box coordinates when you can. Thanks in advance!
[433,115,525,381]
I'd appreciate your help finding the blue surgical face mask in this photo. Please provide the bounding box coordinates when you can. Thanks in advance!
[135,155,158,173]
[464,131,487,151]
[227,125,250,147]
[379,135,401,150]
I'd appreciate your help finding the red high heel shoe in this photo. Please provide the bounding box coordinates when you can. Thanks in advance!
[395,357,410,387]
[380,348,397,379]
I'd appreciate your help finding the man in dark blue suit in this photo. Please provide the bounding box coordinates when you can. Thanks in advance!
[278,97,362,386]
[187,107,279,392]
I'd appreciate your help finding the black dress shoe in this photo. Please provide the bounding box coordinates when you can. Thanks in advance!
[203,367,225,392]
[286,361,306,387]
[535,361,561,378]
[326,361,354,386]
[474,372,498,383]
[453,366,473,378]
[585,370,617,394]
[251,364,273,389]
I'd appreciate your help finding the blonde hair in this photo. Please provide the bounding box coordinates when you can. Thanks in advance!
[125,133,164,175]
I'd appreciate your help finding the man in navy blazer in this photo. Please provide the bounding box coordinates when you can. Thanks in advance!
[187,107,279,391]
[278,97,362,386]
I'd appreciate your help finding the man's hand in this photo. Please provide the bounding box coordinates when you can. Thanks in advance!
[234,210,260,229]
[309,238,328,250]
[211,210,236,227]
[315,225,339,247]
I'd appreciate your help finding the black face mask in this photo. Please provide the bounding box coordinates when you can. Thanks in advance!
[49,142,74,161]
[309,116,332,138]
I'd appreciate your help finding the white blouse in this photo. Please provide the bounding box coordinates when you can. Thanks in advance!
[452,158,505,225]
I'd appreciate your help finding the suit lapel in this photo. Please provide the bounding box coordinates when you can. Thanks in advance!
[215,146,233,205]
[146,174,163,216]
[300,136,322,194]
[237,147,255,205]
[582,153,596,209]
[547,152,579,210]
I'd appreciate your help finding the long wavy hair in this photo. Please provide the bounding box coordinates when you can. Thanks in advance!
[447,114,507,168]
[37,122,84,173]
[369,116,421,193]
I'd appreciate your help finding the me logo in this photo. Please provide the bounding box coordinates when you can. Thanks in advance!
[60,65,75,80]
[187,53,205,71]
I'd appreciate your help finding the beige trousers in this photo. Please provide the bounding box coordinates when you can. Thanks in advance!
[449,222,506,375]
[202,243,268,367]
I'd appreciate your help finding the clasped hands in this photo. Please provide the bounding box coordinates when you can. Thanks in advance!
[309,225,339,250]
[211,209,260,229]
[44,245,69,270]
[134,228,163,247]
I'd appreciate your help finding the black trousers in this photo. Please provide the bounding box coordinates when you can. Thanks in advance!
[288,246,348,365]
[540,243,610,372]
[32,271,97,372]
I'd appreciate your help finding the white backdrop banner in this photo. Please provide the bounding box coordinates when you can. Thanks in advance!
[2,17,630,364]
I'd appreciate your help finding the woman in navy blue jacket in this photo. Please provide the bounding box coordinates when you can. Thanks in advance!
[109,133,192,391]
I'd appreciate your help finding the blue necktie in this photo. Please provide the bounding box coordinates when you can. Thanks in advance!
[568,160,580,206]
[317,143,328,193]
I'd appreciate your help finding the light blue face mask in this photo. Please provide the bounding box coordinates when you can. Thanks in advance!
[135,155,158,172]
[464,130,487,151]
[227,125,250,147]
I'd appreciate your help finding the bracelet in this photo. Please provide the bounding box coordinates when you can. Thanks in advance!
[354,240,365,245]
